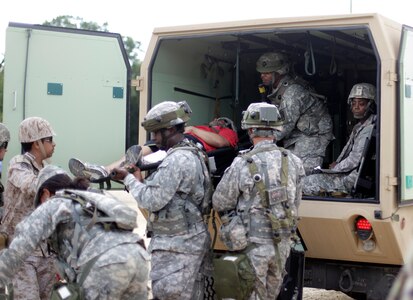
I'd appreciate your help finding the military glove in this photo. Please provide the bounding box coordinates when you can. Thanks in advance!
[0,232,8,250]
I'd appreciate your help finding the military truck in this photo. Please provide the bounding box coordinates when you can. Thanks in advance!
[135,13,413,299]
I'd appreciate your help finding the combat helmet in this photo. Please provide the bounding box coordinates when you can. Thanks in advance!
[34,165,70,206]
[141,101,192,132]
[347,83,376,103]
[347,83,376,118]
[19,117,56,143]
[0,123,10,145]
[256,52,290,75]
[241,102,283,132]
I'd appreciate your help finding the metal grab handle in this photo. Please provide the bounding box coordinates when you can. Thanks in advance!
[13,90,17,110]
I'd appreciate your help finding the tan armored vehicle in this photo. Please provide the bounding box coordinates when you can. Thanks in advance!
[136,13,413,299]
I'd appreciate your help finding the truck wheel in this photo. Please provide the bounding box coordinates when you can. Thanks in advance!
[204,276,216,300]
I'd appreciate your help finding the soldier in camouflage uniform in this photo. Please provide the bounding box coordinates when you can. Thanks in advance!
[302,83,376,196]
[112,101,212,300]
[257,52,333,174]
[0,123,10,219]
[0,165,149,299]
[0,117,56,299]
[213,102,305,299]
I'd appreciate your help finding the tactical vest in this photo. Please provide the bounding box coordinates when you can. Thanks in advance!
[147,141,213,236]
[269,76,328,138]
[240,145,298,244]
[269,76,326,107]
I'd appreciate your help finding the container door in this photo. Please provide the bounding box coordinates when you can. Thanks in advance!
[398,25,413,202]
[3,23,130,183]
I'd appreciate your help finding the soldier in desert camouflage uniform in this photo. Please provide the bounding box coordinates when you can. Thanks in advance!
[213,102,305,299]
[0,165,149,299]
[112,100,212,300]
[302,83,376,196]
[257,52,333,174]
[0,123,10,219]
[0,116,56,299]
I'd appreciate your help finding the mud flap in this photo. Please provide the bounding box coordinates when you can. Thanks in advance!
[277,242,305,300]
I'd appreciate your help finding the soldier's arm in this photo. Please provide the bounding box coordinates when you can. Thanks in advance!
[0,198,72,281]
[332,125,373,172]
[274,89,304,141]
[125,151,197,212]
[185,126,230,148]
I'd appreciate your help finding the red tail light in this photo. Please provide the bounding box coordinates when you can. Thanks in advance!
[355,216,373,240]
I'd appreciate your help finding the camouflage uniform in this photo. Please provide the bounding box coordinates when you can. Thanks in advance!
[0,191,149,300]
[213,103,305,299]
[268,75,333,174]
[213,140,305,299]
[0,117,56,299]
[257,52,333,174]
[0,154,57,300]
[1,152,56,299]
[302,116,375,195]
[0,123,10,218]
[124,140,211,300]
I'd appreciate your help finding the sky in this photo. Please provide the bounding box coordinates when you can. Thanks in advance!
[1,0,412,61]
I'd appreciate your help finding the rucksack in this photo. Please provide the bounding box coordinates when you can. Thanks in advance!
[56,189,137,231]
[48,189,138,297]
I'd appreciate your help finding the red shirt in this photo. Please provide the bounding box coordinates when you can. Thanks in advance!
[186,125,238,152]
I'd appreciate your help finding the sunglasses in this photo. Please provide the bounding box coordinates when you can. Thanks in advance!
[42,137,54,143]
[0,141,8,149]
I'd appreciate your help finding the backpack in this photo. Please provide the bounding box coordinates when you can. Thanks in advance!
[213,253,255,300]
[57,189,137,231]
[48,189,138,299]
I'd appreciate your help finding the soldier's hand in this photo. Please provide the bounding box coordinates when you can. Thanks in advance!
[329,161,337,169]
[124,164,143,182]
[111,166,143,182]
[110,167,129,181]
[0,232,8,250]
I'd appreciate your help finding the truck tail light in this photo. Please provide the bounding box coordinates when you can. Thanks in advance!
[355,216,373,240]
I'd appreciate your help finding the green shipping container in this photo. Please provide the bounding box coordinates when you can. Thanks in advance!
[2,23,131,185]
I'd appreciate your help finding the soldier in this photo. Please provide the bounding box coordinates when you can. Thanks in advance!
[213,102,305,299]
[256,52,334,174]
[302,83,376,196]
[0,123,10,219]
[112,100,212,300]
[0,116,56,299]
[0,164,149,299]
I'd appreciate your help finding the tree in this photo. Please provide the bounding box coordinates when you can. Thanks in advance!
[43,15,142,145]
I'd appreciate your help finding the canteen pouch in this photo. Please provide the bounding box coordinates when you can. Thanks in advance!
[219,214,248,251]
[213,253,255,300]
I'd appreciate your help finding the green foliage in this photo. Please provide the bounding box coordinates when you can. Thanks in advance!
[43,15,109,31]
